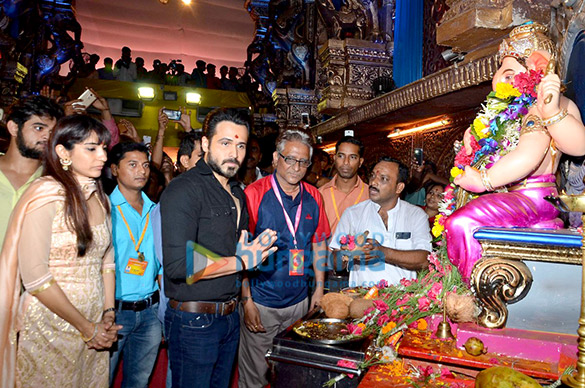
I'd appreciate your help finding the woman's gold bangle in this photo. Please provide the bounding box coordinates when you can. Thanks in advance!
[80,323,98,343]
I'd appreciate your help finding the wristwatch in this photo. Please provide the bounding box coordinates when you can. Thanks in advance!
[103,307,116,315]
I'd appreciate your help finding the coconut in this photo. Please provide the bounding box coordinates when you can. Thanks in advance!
[349,298,375,319]
[320,293,353,319]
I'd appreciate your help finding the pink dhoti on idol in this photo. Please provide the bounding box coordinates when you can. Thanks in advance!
[444,174,563,282]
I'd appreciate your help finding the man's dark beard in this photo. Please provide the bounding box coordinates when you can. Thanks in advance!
[207,153,240,179]
[16,130,43,159]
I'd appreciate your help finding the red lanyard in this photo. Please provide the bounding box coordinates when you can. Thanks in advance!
[270,174,303,248]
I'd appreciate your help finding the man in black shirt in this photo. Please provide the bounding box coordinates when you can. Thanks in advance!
[160,108,277,387]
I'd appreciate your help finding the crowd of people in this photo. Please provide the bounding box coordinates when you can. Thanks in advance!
[79,46,247,91]
[0,89,447,387]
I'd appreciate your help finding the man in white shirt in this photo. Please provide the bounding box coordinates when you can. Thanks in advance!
[329,157,431,287]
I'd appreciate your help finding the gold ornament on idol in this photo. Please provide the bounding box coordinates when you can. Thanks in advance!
[497,22,556,65]
[60,158,72,171]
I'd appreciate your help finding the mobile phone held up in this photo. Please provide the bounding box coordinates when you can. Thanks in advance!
[414,148,423,165]
[75,89,97,108]
[162,109,181,121]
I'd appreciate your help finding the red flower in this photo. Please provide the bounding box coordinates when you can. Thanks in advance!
[454,147,472,167]
[347,235,356,250]
[400,278,413,287]
[427,252,444,275]
[441,368,454,378]
[337,359,358,378]
[513,69,543,98]
[373,299,389,313]
[421,365,434,377]
[454,136,480,168]
[377,314,390,327]
[428,283,443,300]
[443,186,455,201]
[418,296,431,311]
[377,279,389,288]
[347,323,363,336]
[337,359,358,369]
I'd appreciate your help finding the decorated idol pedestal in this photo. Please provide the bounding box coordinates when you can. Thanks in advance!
[358,197,585,387]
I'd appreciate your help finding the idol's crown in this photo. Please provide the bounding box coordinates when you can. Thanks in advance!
[498,22,556,64]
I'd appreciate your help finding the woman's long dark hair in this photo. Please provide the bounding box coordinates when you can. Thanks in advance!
[44,115,111,256]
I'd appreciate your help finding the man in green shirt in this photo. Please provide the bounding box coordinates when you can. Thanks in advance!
[0,96,63,249]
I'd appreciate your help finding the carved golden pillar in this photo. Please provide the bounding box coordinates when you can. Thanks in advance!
[436,0,552,60]
[272,87,320,130]
[318,38,392,115]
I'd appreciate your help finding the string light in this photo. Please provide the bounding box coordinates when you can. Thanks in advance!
[322,144,336,153]
[387,119,450,139]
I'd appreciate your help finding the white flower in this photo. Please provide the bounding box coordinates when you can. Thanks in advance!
[381,346,397,363]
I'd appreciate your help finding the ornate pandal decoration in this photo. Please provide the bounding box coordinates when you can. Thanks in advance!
[470,257,533,329]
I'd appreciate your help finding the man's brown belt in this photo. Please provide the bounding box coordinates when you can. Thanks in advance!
[169,298,238,316]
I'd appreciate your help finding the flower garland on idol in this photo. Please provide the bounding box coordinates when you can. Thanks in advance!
[432,69,543,238]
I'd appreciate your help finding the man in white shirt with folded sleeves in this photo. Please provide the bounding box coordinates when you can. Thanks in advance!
[330,156,432,287]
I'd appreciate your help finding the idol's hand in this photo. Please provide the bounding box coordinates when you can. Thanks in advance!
[537,74,562,119]
[454,166,485,193]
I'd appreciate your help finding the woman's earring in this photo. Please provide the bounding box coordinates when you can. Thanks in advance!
[60,158,72,171]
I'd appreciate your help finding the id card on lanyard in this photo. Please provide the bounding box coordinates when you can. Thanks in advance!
[117,205,150,276]
[270,175,305,276]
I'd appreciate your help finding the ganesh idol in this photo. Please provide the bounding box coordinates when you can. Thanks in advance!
[442,22,585,282]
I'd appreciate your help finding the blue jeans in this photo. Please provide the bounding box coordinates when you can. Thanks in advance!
[109,303,163,388]
[165,302,240,388]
